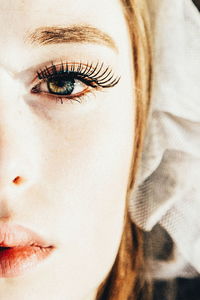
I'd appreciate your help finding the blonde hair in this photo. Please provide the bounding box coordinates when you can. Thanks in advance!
[96,0,151,299]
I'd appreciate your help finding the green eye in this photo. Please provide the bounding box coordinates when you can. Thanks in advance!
[47,78,75,95]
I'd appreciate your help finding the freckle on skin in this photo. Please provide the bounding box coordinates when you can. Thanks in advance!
[13,176,23,184]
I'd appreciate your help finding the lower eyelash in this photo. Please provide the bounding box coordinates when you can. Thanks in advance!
[41,88,96,105]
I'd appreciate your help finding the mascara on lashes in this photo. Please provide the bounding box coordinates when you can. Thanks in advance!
[36,62,120,88]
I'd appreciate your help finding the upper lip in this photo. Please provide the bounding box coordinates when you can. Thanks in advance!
[0,223,52,248]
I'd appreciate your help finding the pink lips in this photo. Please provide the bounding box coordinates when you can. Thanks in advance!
[0,223,54,277]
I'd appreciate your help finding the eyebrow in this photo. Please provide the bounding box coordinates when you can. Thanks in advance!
[25,25,118,52]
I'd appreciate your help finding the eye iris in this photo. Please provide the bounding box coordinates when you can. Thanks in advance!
[48,78,75,95]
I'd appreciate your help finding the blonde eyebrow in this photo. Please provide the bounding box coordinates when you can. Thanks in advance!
[25,25,118,52]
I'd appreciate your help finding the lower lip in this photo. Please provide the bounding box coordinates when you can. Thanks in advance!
[0,246,54,277]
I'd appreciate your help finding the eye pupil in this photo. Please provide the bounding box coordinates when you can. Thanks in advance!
[48,78,75,95]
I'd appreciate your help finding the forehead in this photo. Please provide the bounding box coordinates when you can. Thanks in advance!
[0,0,124,38]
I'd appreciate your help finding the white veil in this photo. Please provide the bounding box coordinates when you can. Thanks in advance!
[129,0,200,279]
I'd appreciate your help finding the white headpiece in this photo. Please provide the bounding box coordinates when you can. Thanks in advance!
[129,0,200,279]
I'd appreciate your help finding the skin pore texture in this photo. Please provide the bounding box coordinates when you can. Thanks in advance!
[0,0,135,299]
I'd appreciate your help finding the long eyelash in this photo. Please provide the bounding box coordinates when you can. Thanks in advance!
[37,62,120,88]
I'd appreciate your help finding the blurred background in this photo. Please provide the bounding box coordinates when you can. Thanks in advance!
[192,0,200,10]
[152,3,199,299]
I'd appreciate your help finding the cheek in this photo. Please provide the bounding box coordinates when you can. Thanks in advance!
[25,83,135,297]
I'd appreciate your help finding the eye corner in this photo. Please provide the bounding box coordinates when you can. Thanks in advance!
[31,84,40,94]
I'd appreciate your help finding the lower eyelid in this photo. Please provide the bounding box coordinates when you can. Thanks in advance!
[35,88,94,105]
[46,87,90,98]
[32,85,91,100]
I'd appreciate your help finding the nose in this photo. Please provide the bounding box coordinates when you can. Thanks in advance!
[0,72,40,194]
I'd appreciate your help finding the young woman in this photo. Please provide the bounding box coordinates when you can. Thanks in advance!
[0,0,151,299]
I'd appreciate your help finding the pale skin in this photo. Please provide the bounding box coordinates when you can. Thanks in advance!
[0,0,135,300]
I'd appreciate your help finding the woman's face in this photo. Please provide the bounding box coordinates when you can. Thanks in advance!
[0,0,135,299]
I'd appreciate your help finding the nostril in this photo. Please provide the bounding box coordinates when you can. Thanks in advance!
[12,176,24,185]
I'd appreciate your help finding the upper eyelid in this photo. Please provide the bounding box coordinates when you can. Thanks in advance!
[12,51,118,85]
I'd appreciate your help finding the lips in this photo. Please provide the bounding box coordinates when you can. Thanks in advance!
[0,223,54,277]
